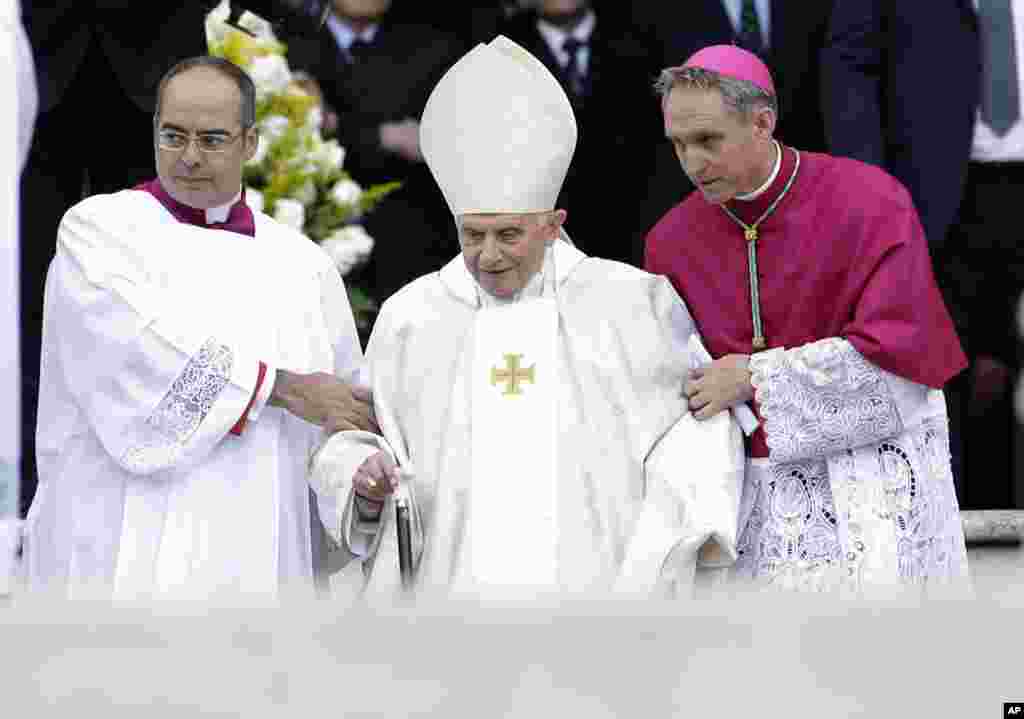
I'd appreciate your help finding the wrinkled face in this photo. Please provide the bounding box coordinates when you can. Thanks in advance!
[154,67,258,210]
[663,85,773,204]
[459,212,564,299]
[332,0,391,20]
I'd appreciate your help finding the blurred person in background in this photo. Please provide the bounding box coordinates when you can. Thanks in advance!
[283,0,464,304]
[821,0,984,506]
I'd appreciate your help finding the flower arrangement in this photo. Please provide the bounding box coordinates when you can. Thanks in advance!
[205,2,399,334]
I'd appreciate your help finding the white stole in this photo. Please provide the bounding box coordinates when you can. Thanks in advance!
[467,298,559,593]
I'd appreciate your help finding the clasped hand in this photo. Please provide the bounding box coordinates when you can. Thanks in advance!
[271,370,379,434]
[683,353,754,420]
[379,118,422,162]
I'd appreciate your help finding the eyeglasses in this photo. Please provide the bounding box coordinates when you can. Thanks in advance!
[156,128,248,154]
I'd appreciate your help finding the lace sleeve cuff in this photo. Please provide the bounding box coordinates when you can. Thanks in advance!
[119,337,241,473]
[750,338,904,463]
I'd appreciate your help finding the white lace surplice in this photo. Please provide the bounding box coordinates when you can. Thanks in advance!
[737,338,969,594]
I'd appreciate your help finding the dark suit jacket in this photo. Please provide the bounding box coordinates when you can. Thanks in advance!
[24,1,306,113]
[636,0,836,238]
[501,9,659,265]
[284,16,464,299]
[286,17,459,186]
[821,0,980,250]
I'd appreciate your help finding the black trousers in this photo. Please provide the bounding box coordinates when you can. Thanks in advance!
[938,159,1024,510]
[19,41,156,516]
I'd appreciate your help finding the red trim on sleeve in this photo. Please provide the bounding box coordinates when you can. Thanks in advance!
[230,361,268,436]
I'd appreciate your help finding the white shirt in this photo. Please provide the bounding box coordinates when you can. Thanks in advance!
[971,0,1024,161]
[736,141,781,201]
[326,13,379,55]
[536,10,596,77]
[721,0,772,50]
[204,189,241,224]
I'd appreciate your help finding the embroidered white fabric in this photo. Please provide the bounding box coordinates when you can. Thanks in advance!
[120,338,233,472]
[738,339,970,594]
[750,339,904,464]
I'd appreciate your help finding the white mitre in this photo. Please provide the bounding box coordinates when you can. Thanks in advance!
[420,35,577,217]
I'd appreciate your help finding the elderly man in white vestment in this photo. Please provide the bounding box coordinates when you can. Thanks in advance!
[23,56,374,600]
[309,36,750,601]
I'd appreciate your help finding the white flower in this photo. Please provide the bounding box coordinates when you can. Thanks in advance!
[204,0,232,48]
[238,12,276,41]
[322,225,375,276]
[292,179,317,206]
[259,114,291,142]
[274,198,305,230]
[312,139,346,175]
[248,55,292,98]
[304,105,324,133]
[245,188,264,214]
[330,178,363,208]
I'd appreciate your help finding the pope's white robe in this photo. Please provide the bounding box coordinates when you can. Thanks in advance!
[23,189,362,600]
[310,241,745,601]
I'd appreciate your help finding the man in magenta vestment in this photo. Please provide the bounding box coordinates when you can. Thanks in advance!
[645,45,970,593]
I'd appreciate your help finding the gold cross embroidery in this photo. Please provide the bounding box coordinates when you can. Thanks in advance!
[491,353,535,396]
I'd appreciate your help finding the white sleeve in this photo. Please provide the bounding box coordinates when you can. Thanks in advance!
[657,277,759,435]
[305,259,373,537]
[320,260,364,382]
[308,430,395,556]
[615,409,745,597]
[49,203,266,476]
[750,337,931,464]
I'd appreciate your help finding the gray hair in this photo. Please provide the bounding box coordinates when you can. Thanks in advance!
[654,65,778,120]
[154,55,257,129]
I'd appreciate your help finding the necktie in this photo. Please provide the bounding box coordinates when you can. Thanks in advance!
[738,0,765,55]
[979,0,1020,136]
[562,36,586,100]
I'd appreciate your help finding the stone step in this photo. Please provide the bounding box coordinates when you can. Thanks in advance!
[961,509,1024,545]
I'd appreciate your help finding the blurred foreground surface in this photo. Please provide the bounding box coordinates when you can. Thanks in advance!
[1,546,1021,719]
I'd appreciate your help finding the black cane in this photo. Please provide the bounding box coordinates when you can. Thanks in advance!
[395,496,413,591]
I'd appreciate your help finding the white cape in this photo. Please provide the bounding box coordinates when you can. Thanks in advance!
[311,241,745,600]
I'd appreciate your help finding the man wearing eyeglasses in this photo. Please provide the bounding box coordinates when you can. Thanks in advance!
[22,56,374,601]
